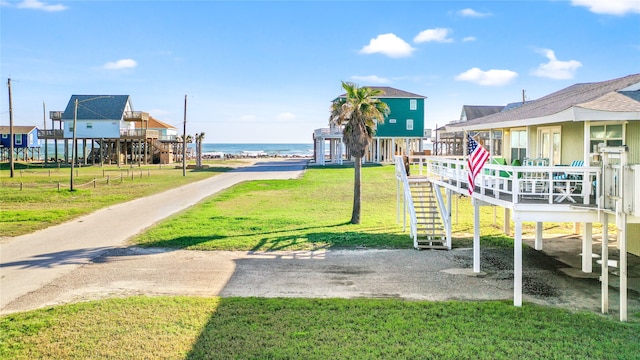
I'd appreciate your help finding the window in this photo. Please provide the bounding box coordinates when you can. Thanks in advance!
[86,123,93,129]
[406,119,414,131]
[510,129,527,163]
[389,119,397,124]
[590,124,623,152]
[15,134,22,145]
[68,125,74,132]
[2,134,7,139]
[409,99,417,110]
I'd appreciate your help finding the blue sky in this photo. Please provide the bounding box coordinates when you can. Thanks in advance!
[1,0,639,143]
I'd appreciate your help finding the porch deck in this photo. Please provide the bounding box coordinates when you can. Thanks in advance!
[407,155,602,221]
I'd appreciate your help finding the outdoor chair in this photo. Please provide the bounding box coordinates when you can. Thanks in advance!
[553,160,584,203]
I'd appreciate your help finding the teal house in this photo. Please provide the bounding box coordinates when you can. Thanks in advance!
[313,86,428,164]
[361,87,427,162]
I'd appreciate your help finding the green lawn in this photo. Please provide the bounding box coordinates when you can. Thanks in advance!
[131,164,578,251]
[0,161,234,237]
[1,296,638,360]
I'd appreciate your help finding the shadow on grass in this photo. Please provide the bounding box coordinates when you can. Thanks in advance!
[136,223,412,251]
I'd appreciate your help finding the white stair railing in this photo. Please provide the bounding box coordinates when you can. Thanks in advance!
[395,156,418,246]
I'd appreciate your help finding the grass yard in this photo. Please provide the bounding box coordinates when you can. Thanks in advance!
[1,296,638,359]
[0,161,235,237]
[132,164,579,251]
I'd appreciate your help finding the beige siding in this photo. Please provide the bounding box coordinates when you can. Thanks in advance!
[626,121,640,165]
[628,224,640,256]
[561,122,585,163]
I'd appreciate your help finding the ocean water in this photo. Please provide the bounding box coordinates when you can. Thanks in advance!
[201,143,313,157]
[39,142,314,159]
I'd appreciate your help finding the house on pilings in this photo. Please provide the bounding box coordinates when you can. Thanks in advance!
[313,87,429,165]
[38,95,183,165]
[399,73,640,321]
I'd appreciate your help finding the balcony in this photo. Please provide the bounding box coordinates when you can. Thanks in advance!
[120,129,160,139]
[314,127,343,139]
[49,111,63,121]
[123,111,150,122]
[37,129,64,139]
[408,155,603,210]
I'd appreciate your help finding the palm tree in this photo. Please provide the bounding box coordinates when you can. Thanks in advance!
[330,81,390,224]
[195,132,205,168]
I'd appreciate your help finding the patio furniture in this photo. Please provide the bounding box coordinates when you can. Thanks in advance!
[553,160,584,203]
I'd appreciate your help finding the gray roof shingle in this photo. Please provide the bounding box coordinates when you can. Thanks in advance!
[338,86,426,99]
[61,95,130,121]
[449,73,640,129]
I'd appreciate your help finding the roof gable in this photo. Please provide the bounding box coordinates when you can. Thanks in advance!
[337,86,426,99]
[462,105,504,120]
[449,73,640,129]
[0,125,37,134]
[61,95,131,121]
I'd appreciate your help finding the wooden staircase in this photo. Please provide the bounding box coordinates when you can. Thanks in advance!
[409,180,447,249]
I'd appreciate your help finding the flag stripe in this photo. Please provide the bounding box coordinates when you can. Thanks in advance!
[467,134,490,195]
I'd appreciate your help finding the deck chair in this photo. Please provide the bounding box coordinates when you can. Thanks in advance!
[553,160,584,203]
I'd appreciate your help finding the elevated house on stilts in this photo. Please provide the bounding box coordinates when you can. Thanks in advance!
[396,73,640,321]
[38,95,183,166]
[313,87,429,165]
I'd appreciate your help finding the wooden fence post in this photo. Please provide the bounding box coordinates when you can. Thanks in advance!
[93,178,96,188]
[107,175,110,185]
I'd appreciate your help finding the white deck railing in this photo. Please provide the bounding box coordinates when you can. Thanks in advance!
[408,155,601,206]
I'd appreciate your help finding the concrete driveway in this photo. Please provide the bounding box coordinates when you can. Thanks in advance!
[0,159,307,313]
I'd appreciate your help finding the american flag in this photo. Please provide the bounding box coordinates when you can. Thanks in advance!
[467,134,490,195]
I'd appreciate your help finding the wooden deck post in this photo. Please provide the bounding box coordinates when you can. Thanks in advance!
[473,198,481,273]
[514,220,523,307]
[601,213,609,314]
[534,222,543,250]
[582,222,593,273]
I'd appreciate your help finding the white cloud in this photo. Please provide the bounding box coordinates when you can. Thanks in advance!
[359,33,415,58]
[351,75,391,84]
[462,36,477,42]
[103,58,138,70]
[532,49,582,79]
[458,8,492,17]
[414,28,454,43]
[571,0,640,15]
[276,112,296,122]
[455,68,518,86]
[16,0,67,11]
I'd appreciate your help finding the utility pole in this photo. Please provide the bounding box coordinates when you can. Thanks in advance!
[182,94,187,177]
[43,101,47,165]
[522,89,526,104]
[70,98,78,191]
[7,78,15,178]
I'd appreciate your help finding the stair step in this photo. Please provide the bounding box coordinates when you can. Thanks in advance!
[416,245,449,250]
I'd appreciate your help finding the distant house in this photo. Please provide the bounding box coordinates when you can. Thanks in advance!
[313,86,428,164]
[40,95,184,165]
[59,95,139,139]
[437,105,505,156]
[0,125,41,161]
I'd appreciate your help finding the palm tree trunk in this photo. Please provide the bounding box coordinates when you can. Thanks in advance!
[351,156,362,224]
